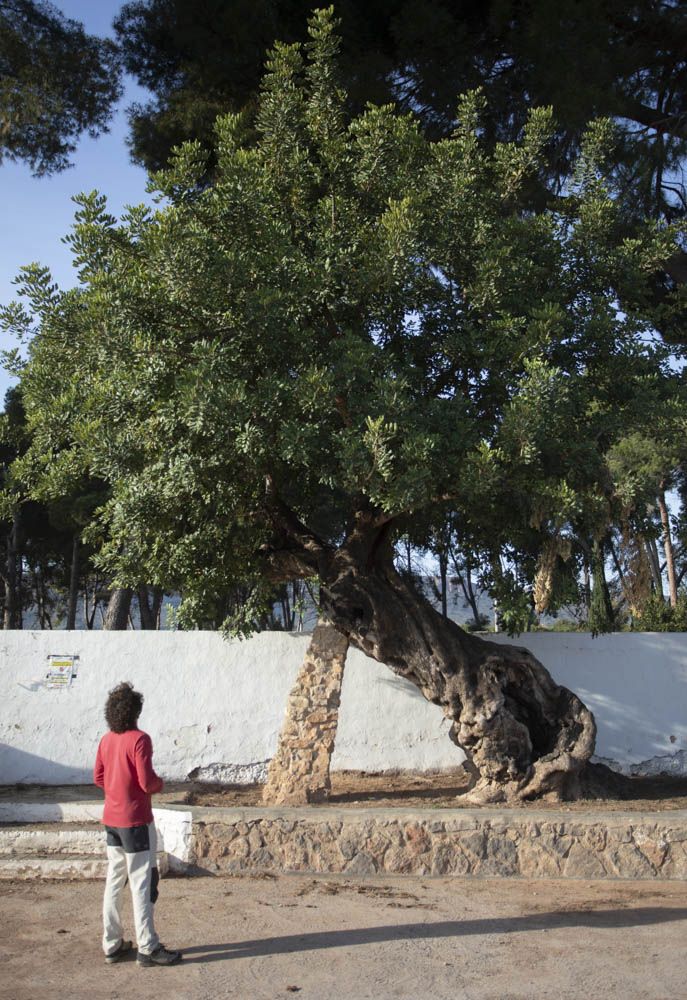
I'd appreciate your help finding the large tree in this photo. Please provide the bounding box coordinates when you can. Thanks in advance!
[5,11,682,801]
[115,1,687,340]
[0,0,121,175]
[115,1,687,188]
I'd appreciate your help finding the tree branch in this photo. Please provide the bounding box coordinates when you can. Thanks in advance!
[259,474,331,581]
[664,250,687,285]
[623,101,687,140]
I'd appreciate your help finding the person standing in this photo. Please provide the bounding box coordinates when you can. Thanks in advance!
[94,681,182,967]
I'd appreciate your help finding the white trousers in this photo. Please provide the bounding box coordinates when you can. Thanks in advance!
[102,821,160,956]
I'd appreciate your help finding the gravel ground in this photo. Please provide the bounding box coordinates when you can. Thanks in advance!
[0,873,685,1000]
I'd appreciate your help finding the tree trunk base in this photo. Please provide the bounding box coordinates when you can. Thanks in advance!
[322,551,597,804]
[459,760,635,805]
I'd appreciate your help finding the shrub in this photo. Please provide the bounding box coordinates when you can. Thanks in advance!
[632,594,687,632]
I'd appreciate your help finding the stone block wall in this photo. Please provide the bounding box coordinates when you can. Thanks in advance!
[189,806,687,880]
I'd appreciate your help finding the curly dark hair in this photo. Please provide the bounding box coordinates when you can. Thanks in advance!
[105,682,143,733]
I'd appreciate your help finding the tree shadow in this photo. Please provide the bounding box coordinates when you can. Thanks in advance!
[329,785,468,804]
[180,907,687,964]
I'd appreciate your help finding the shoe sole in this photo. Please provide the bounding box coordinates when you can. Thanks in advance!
[105,943,133,964]
[137,955,182,967]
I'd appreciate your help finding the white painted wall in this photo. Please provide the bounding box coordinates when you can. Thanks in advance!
[0,630,685,784]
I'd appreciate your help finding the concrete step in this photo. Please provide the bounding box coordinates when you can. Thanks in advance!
[0,806,194,875]
[0,822,103,857]
[0,850,169,880]
[0,854,111,880]
[0,822,170,879]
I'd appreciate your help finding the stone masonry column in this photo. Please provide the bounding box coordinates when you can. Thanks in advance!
[262,620,349,805]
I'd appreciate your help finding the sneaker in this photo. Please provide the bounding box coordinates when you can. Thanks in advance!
[137,944,182,967]
[105,940,133,964]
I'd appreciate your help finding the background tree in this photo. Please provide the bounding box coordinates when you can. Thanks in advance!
[0,0,122,175]
[0,387,95,627]
[114,0,687,325]
[5,12,683,801]
[115,0,687,197]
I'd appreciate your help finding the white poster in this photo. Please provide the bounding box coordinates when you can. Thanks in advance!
[45,654,79,689]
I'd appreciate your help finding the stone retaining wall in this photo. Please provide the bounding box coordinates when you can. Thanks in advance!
[188,806,687,880]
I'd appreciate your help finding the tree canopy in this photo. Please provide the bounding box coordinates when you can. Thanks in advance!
[0,0,121,175]
[4,8,686,798]
[6,8,683,629]
[115,1,687,221]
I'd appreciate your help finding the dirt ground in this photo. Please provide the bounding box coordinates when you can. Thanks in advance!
[4,770,687,812]
[182,769,687,812]
[0,872,685,1000]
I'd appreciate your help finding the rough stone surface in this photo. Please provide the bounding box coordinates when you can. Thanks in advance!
[187,761,269,784]
[262,622,349,805]
[190,806,687,880]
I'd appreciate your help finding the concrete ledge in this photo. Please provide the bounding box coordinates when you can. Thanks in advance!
[0,801,103,823]
[0,825,102,857]
[0,852,169,881]
[0,800,193,873]
[186,805,687,880]
[2,800,686,880]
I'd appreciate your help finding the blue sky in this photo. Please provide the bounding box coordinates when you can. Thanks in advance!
[0,0,153,397]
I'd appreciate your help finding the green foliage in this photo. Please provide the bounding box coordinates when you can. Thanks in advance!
[114,1,687,223]
[3,10,684,632]
[546,618,586,633]
[633,594,687,633]
[488,567,536,636]
[462,613,490,634]
[114,1,687,346]
[0,0,121,175]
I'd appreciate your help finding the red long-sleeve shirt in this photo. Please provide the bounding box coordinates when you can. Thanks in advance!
[94,729,164,827]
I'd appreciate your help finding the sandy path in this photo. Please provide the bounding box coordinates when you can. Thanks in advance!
[0,873,685,1000]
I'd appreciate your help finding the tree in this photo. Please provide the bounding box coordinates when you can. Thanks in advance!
[0,387,87,627]
[5,11,682,801]
[115,0,411,171]
[115,1,687,196]
[114,1,687,321]
[607,404,687,611]
[0,0,121,175]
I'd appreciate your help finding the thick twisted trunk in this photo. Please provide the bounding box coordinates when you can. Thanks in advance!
[319,533,596,804]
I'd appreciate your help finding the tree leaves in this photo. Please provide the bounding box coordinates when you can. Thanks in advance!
[5,9,685,631]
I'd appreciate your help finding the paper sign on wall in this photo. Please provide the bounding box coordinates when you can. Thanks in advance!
[45,654,79,689]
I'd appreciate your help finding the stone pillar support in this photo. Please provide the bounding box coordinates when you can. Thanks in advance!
[262,620,349,805]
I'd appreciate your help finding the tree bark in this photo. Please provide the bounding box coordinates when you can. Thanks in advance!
[103,587,133,630]
[4,510,21,629]
[645,536,664,599]
[589,539,614,633]
[317,519,596,804]
[451,550,481,625]
[137,585,163,630]
[438,548,448,618]
[657,487,678,607]
[67,535,80,630]
[262,619,349,805]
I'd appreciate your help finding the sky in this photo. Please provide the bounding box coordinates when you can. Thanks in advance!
[0,0,153,397]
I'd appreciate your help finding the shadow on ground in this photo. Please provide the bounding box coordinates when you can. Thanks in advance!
[180,907,687,964]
